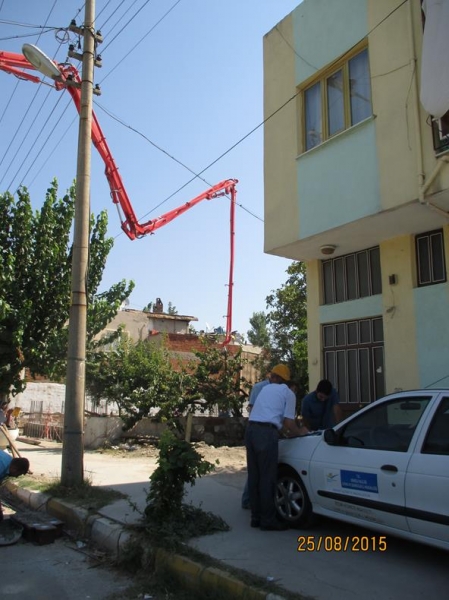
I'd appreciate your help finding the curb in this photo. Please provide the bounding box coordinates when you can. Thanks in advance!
[5,482,288,600]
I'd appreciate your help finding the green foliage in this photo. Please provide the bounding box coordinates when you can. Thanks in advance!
[247,262,308,395]
[0,180,134,395]
[86,336,188,428]
[247,311,270,347]
[145,429,215,522]
[167,301,178,315]
[187,340,249,416]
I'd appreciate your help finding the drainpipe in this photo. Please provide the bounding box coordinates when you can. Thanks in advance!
[419,156,449,204]
[407,0,425,198]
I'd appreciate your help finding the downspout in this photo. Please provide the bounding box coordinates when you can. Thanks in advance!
[407,0,425,198]
[409,0,449,213]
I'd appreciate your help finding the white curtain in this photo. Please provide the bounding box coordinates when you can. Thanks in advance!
[420,0,449,118]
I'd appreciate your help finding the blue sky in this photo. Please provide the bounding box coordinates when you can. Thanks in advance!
[0,0,300,337]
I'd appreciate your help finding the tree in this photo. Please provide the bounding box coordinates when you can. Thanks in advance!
[0,180,134,396]
[142,302,153,313]
[167,302,178,315]
[247,262,308,395]
[187,340,249,417]
[247,311,270,347]
[86,336,187,428]
[266,262,308,395]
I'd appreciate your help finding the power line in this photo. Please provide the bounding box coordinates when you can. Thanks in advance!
[100,0,153,54]
[95,100,264,225]
[99,0,183,84]
[0,1,59,173]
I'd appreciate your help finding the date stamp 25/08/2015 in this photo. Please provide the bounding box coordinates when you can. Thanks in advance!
[297,535,387,553]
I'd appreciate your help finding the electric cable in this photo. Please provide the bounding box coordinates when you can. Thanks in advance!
[99,0,182,85]
[100,0,153,54]
[0,0,60,181]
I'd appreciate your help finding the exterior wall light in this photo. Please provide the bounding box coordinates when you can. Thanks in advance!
[320,245,337,256]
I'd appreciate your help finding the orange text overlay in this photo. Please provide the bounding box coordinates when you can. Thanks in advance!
[297,535,387,553]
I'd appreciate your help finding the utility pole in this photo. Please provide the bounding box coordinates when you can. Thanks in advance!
[61,0,96,486]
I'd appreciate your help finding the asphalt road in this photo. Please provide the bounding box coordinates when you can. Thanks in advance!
[0,534,131,600]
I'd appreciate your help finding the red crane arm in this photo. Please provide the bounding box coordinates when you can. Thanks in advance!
[0,50,238,344]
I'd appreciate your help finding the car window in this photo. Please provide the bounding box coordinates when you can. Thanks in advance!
[422,397,449,456]
[339,396,432,452]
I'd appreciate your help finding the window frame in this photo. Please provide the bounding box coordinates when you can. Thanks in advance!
[302,45,372,152]
[322,317,384,405]
[415,229,447,287]
[322,246,382,305]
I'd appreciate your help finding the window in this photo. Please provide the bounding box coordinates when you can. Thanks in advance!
[422,397,449,455]
[416,229,446,286]
[340,396,432,451]
[303,47,372,151]
[322,247,382,305]
[323,317,384,404]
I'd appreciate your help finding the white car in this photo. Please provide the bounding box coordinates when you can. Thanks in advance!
[276,389,449,551]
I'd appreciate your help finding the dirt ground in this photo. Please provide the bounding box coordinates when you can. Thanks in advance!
[103,440,247,471]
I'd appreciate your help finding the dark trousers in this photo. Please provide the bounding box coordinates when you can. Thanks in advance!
[244,423,278,527]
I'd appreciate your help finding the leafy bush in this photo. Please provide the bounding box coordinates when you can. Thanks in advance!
[145,429,214,519]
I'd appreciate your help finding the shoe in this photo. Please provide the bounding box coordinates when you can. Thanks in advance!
[250,520,260,528]
[260,521,289,531]
[242,504,250,510]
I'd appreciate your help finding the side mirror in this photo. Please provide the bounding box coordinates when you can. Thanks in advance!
[324,428,338,445]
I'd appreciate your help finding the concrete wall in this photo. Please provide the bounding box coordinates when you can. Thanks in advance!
[263,12,299,255]
[84,416,123,449]
[13,382,66,413]
[124,416,247,447]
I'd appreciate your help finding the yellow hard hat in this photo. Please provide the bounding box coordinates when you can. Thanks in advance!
[271,364,291,381]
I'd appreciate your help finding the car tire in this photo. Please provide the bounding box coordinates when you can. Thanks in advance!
[276,466,314,528]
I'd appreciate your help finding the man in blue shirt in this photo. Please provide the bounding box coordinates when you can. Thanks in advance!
[245,365,306,530]
[0,450,29,520]
[301,379,342,431]
[242,364,287,509]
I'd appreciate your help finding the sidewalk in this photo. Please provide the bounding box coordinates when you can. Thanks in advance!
[6,440,296,600]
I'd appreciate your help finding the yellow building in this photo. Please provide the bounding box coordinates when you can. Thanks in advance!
[264,0,449,416]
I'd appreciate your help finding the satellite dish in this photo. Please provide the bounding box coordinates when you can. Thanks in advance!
[22,44,61,80]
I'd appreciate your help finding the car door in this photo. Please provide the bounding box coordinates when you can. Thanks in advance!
[405,395,449,545]
[309,394,433,532]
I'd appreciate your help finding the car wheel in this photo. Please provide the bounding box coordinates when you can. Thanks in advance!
[276,466,314,528]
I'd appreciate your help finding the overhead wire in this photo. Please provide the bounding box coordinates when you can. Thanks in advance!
[100,0,153,54]
[1,0,152,192]
[99,0,183,84]
[6,92,68,191]
[0,0,60,185]
[2,0,410,227]
[0,1,87,192]
[99,0,411,235]
[97,0,135,35]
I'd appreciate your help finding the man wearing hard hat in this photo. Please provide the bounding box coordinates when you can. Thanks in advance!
[244,364,306,531]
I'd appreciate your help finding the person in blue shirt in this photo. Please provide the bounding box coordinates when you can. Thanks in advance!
[0,450,29,520]
[245,366,306,530]
[241,364,287,509]
[301,379,342,431]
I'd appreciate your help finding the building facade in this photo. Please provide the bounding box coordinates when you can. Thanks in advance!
[264,0,449,416]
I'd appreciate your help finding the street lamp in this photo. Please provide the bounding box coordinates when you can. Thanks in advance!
[22,0,97,486]
[22,44,61,80]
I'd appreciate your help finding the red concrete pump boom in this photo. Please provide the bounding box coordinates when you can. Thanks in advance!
[0,47,238,345]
